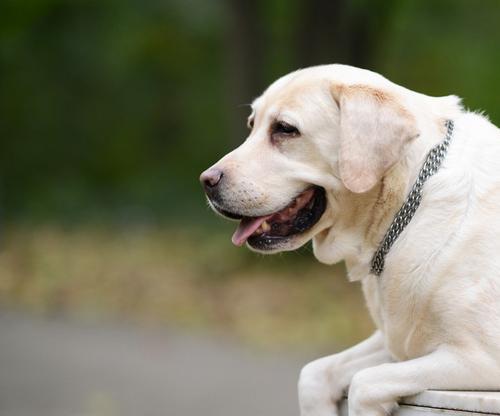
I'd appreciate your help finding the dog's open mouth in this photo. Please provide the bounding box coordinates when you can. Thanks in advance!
[230,186,326,250]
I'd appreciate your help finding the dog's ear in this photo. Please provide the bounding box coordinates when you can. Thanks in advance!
[332,85,419,193]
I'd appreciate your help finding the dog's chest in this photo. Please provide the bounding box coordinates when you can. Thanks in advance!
[362,274,433,360]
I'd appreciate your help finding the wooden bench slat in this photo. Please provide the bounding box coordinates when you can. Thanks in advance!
[339,391,500,415]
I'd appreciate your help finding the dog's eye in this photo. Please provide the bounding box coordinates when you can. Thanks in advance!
[272,121,299,137]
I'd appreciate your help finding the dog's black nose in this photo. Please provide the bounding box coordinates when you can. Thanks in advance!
[200,168,223,190]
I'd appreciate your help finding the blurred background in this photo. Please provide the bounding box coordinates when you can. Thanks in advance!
[0,0,499,415]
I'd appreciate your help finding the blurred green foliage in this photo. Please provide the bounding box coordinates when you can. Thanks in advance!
[0,0,499,224]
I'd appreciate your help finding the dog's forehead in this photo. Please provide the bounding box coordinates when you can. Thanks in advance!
[251,65,398,118]
[252,75,323,120]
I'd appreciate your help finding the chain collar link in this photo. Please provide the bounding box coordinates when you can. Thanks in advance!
[370,120,455,276]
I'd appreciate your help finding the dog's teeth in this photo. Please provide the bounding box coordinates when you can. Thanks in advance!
[262,221,270,232]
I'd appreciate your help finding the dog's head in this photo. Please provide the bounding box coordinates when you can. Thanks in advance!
[200,65,419,260]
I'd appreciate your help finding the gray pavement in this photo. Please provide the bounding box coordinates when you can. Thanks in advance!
[0,310,306,416]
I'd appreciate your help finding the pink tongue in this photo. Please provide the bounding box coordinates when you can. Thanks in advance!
[232,216,271,246]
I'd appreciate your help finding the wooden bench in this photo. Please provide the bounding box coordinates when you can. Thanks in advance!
[339,391,500,415]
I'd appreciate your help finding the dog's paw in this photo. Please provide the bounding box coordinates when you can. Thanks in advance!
[347,370,397,416]
[298,359,342,416]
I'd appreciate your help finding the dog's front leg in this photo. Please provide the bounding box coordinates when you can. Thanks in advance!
[298,331,391,416]
[348,345,500,416]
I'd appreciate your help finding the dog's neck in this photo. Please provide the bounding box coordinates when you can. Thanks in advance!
[313,168,408,280]
[314,112,459,281]
[344,164,410,282]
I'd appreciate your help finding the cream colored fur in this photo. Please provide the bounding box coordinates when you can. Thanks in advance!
[204,64,500,416]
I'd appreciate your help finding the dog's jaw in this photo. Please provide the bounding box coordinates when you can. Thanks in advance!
[312,170,409,279]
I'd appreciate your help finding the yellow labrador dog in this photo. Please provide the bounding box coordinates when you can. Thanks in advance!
[200,65,500,416]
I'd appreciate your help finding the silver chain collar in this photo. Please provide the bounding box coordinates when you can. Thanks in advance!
[370,120,455,276]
